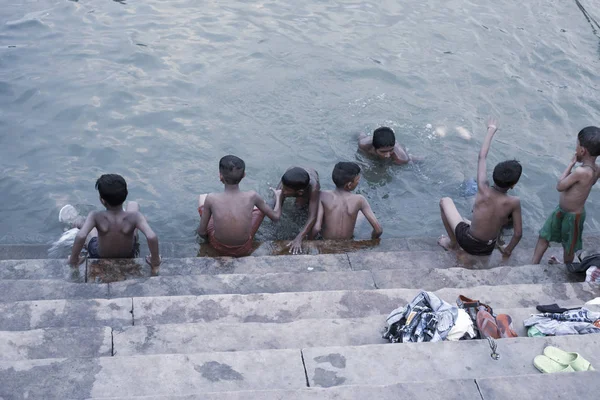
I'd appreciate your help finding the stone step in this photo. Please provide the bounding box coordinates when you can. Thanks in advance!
[2,335,598,399]
[0,326,112,361]
[1,283,595,331]
[302,334,600,388]
[86,372,600,400]
[111,307,542,357]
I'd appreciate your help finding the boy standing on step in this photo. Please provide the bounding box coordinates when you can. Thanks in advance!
[438,118,523,257]
[67,174,161,267]
[311,162,383,240]
[532,126,600,265]
[198,155,283,257]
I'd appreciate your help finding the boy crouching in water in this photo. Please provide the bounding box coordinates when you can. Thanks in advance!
[532,126,600,265]
[198,155,283,257]
[311,162,383,240]
[68,174,161,267]
[438,118,523,257]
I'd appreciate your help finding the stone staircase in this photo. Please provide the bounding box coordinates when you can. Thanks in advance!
[0,238,599,399]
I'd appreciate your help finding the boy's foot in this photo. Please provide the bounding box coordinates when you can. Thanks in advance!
[437,235,457,251]
[59,205,80,228]
[548,256,560,265]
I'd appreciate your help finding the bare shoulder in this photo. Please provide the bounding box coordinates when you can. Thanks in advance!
[509,195,521,209]
[358,134,372,149]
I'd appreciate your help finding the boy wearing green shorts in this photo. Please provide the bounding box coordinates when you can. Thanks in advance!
[532,126,600,264]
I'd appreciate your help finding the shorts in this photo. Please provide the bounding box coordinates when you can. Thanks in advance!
[539,206,585,257]
[86,237,138,259]
[198,205,265,257]
[455,222,496,256]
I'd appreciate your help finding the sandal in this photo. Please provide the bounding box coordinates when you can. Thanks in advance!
[534,355,576,373]
[476,308,500,339]
[496,314,518,338]
[543,346,595,372]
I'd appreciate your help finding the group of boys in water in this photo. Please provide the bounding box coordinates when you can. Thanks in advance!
[67,120,600,271]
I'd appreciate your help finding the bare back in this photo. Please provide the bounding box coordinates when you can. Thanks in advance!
[470,188,520,241]
[206,191,258,245]
[319,190,364,240]
[94,210,139,258]
[559,165,599,213]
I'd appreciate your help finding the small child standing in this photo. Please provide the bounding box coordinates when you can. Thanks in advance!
[311,162,383,240]
[532,126,600,265]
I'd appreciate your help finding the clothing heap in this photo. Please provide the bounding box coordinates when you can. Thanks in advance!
[567,252,600,283]
[382,291,516,343]
[525,300,600,337]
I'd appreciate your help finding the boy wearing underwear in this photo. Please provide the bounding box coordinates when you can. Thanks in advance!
[532,126,600,265]
[198,155,282,257]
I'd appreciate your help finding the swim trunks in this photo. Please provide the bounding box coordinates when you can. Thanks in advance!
[539,206,585,257]
[86,237,138,259]
[198,205,265,257]
[455,222,496,256]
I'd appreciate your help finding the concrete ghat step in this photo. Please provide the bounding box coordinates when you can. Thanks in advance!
[303,335,600,388]
[112,307,542,356]
[0,349,306,399]
[86,372,599,400]
[132,283,597,326]
[0,259,86,280]
[0,327,112,361]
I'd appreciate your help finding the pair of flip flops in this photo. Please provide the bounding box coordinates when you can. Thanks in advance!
[534,346,595,373]
[476,310,518,339]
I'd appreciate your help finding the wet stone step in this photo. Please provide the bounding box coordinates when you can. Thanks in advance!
[0,326,112,361]
[0,279,108,302]
[0,259,85,281]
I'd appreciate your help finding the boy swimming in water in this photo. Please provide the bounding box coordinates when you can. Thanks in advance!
[311,162,382,240]
[277,166,320,254]
[438,118,523,257]
[532,126,600,265]
[67,174,161,267]
[358,127,412,164]
[198,155,283,257]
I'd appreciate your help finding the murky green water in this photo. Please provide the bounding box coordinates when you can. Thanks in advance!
[1,0,599,244]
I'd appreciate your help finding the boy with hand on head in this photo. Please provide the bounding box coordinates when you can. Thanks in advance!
[68,174,161,267]
[198,155,283,257]
[358,127,412,165]
[311,162,383,240]
[277,166,320,254]
[438,118,523,257]
[532,126,600,265]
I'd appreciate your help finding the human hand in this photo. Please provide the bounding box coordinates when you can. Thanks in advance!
[570,153,578,165]
[286,237,304,255]
[68,255,85,268]
[146,255,162,268]
[487,117,498,131]
[497,245,511,258]
[271,187,282,201]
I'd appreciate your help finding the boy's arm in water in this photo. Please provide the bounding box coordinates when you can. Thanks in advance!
[309,195,324,239]
[254,189,283,222]
[498,199,523,257]
[392,143,411,165]
[556,154,580,192]
[477,118,499,192]
[135,212,161,267]
[287,186,320,254]
[359,195,383,238]
[197,195,213,238]
[358,134,372,152]
[68,212,97,266]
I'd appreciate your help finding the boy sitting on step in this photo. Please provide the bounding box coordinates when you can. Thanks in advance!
[437,118,523,257]
[311,162,383,240]
[68,174,161,267]
[198,155,283,257]
[532,126,600,265]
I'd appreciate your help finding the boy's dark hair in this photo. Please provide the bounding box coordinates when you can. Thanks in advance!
[372,127,396,149]
[95,174,128,207]
[219,155,245,185]
[493,160,522,189]
[332,162,361,188]
[281,167,310,190]
[578,126,600,157]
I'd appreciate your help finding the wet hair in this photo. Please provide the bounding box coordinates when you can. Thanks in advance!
[578,126,600,157]
[493,160,522,189]
[95,174,128,207]
[332,162,361,188]
[219,155,245,185]
[372,127,396,149]
[281,167,310,190]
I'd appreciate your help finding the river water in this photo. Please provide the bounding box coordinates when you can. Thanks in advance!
[1,0,599,244]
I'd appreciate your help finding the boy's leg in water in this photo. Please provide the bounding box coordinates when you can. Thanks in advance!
[438,197,463,250]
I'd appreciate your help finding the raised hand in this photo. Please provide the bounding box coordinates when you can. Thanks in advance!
[487,117,498,131]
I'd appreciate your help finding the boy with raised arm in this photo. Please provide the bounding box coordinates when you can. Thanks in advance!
[277,166,320,254]
[198,155,283,257]
[311,162,383,240]
[532,126,600,265]
[358,127,412,165]
[437,118,523,256]
[67,174,161,267]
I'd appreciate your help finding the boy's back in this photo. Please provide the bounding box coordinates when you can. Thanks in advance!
[470,186,520,242]
[319,190,365,239]
[204,191,263,245]
[92,209,139,257]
